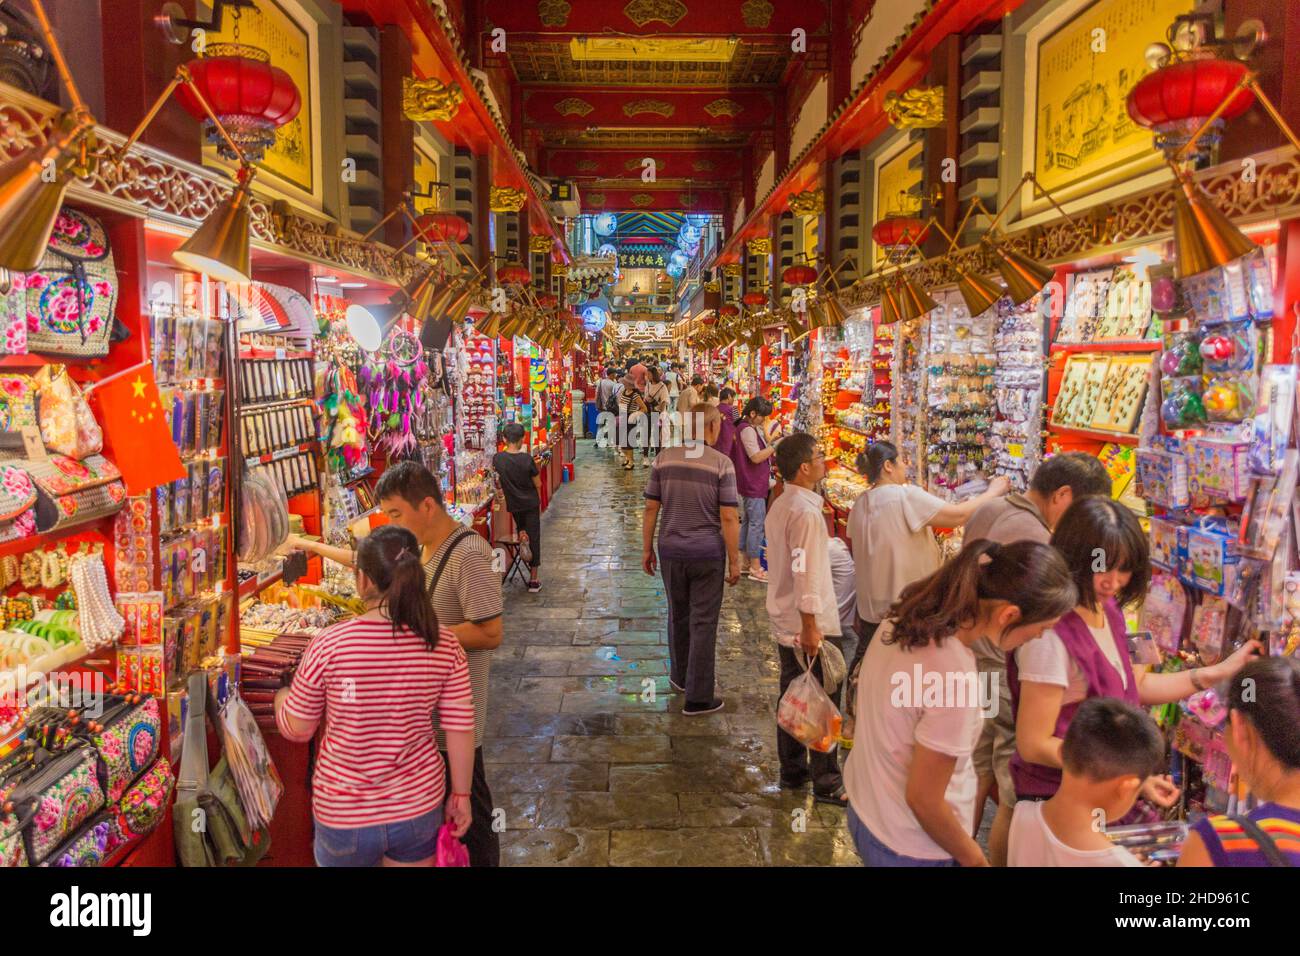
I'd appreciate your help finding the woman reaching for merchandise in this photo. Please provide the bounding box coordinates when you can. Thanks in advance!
[1003,496,1260,857]
[843,539,1078,866]
[729,397,777,582]
[1178,656,1300,867]
[619,364,650,470]
[274,525,476,867]
[847,441,1009,669]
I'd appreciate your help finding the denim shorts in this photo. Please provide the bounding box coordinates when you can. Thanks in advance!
[314,806,444,867]
[846,804,958,867]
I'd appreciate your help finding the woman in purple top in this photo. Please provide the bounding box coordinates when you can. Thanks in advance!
[730,397,776,582]
[1010,498,1259,812]
[1179,657,1300,867]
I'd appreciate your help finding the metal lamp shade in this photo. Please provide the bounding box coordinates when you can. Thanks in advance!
[896,274,938,320]
[783,310,806,342]
[1173,177,1256,279]
[879,283,902,325]
[174,176,253,284]
[444,282,477,325]
[990,243,1055,306]
[820,294,849,328]
[475,310,502,338]
[956,269,1003,318]
[0,127,82,272]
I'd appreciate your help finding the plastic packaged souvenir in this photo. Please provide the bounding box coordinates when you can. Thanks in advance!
[1160,331,1202,378]
[1240,450,1299,559]
[1189,595,1230,663]
[1149,517,1184,571]
[1249,365,1297,474]
[1140,571,1188,655]
[1160,376,1206,429]
[1197,321,1254,374]
[1185,524,1239,597]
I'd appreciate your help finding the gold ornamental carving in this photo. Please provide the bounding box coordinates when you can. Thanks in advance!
[703,98,743,119]
[747,237,771,255]
[555,97,594,117]
[575,158,599,172]
[624,99,675,119]
[402,77,465,122]
[623,0,687,28]
[529,235,554,254]
[587,193,606,207]
[631,193,655,207]
[788,188,823,217]
[721,263,741,277]
[537,0,571,27]
[678,193,698,207]
[704,280,720,293]
[489,186,528,212]
[741,0,774,28]
[552,262,569,277]
[625,156,665,172]
[883,87,944,130]
[693,159,716,172]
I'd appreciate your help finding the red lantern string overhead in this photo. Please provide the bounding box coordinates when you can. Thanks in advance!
[1127,58,1254,160]
[497,262,531,285]
[174,45,301,163]
[872,216,929,265]
[742,291,768,307]
[782,264,818,286]
[414,211,470,244]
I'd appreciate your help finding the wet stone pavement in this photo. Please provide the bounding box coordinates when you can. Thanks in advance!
[483,438,859,866]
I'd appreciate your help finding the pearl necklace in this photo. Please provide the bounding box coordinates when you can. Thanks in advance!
[69,552,124,651]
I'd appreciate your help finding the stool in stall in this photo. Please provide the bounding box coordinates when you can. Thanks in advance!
[493,536,529,587]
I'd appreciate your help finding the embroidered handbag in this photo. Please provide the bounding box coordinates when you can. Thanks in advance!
[0,374,39,431]
[90,695,161,802]
[1,744,106,865]
[0,814,26,866]
[23,453,127,533]
[116,755,175,838]
[0,462,38,544]
[33,365,102,459]
[42,810,126,867]
[9,208,117,358]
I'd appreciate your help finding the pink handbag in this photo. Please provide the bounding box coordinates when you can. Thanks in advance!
[435,822,468,867]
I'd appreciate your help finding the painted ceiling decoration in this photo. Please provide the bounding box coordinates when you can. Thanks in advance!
[554,97,595,117]
[741,0,775,28]
[575,158,600,172]
[537,0,572,27]
[693,159,716,172]
[623,99,676,118]
[623,0,689,28]
[703,98,743,118]
[631,193,656,207]
[569,37,739,63]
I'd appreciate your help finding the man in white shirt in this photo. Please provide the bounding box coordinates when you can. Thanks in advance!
[764,432,845,804]
[665,363,681,401]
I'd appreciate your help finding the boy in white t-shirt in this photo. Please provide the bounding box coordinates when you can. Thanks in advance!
[1009,697,1162,867]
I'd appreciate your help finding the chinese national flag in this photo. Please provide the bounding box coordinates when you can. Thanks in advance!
[92,363,186,495]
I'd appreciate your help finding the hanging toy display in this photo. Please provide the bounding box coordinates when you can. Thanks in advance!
[357,329,428,460]
[321,361,369,474]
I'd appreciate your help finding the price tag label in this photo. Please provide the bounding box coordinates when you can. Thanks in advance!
[1007,443,1024,459]
[20,426,47,460]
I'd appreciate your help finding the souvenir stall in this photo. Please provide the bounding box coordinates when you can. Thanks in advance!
[821,310,878,539]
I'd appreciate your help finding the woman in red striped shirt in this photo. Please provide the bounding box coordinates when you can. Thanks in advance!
[275,525,476,866]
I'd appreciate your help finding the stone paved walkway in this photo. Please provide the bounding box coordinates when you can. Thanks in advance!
[484,438,859,866]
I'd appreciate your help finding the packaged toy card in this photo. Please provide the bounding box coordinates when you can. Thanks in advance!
[1185,523,1239,596]
[1136,447,1189,509]
[1189,594,1230,662]
[1140,570,1188,655]
[1188,438,1250,502]
[1149,517,1183,571]
[1249,365,1297,474]
[1240,449,1299,559]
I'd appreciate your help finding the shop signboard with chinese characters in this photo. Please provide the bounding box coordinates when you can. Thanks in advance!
[617,319,669,343]
[1032,0,1192,198]
[206,0,317,198]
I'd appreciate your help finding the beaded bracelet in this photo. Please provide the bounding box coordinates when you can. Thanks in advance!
[19,553,41,589]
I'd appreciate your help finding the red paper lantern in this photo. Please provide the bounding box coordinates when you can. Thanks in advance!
[175,46,301,163]
[871,216,929,249]
[782,264,818,286]
[742,291,768,307]
[719,304,740,318]
[1127,58,1254,159]
[414,212,470,244]
[535,292,559,308]
[497,262,531,285]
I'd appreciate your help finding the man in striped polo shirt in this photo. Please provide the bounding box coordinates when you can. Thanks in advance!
[376,461,504,867]
[642,403,741,715]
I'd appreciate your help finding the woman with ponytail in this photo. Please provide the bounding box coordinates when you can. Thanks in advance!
[842,539,1077,866]
[275,525,476,867]
[1179,657,1300,867]
[846,441,1010,670]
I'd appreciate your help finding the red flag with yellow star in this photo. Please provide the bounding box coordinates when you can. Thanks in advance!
[90,362,186,495]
